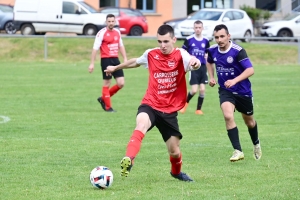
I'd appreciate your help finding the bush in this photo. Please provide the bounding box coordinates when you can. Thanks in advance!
[240,5,271,22]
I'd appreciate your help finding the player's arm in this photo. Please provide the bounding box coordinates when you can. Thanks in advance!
[119,37,127,62]
[119,46,127,62]
[104,58,140,75]
[224,49,254,88]
[88,32,103,73]
[206,51,217,87]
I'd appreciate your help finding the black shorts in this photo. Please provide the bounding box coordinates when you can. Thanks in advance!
[189,64,208,85]
[219,88,254,115]
[101,57,124,80]
[137,104,182,142]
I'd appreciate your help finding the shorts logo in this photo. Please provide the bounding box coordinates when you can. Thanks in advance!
[227,56,233,63]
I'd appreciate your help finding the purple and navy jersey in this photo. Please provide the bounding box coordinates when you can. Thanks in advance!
[182,35,210,64]
[207,41,253,96]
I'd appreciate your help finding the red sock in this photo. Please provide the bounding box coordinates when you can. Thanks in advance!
[102,86,111,109]
[125,130,145,164]
[170,153,182,175]
[109,84,121,97]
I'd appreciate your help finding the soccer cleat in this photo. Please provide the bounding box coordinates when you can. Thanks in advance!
[170,172,193,182]
[179,103,188,114]
[253,143,262,160]
[120,156,132,177]
[195,110,204,115]
[97,97,106,111]
[230,149,244,162]
[106,107,116,112]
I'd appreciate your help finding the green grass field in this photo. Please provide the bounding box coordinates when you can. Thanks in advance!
[0,38,300,199]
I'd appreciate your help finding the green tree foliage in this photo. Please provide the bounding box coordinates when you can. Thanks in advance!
[240,5,271,22]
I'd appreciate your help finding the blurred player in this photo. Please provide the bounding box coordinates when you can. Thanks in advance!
[88,14,127,112]
[206,24,262,162]
[180,20,210,115]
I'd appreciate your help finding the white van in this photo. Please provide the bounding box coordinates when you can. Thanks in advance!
[13,0,110,35]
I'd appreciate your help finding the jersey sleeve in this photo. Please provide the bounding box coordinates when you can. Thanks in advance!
[93,30,104,50]
[207,50,214,63]
[237,49,253,69]
[179,48,198,72]
[136,49,151,68]
[182,39,188,50]
[205,40,210,53]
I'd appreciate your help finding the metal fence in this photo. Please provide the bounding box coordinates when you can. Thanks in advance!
[0,34,299,63]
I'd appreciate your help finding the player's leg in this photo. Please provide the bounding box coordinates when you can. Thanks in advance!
[110,58,124,97]
[219,89,244,162]
[195,66,208,115]
[179,71,198,113]
[99,58,113,111]
[237,96,262,160]
[157,113,193,181]
[121,104,154,177]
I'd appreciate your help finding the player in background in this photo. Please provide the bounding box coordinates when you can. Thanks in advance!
[105,25,200,182]
[88,14,127,112]
[180,20,210,115]
[206,24,262,162]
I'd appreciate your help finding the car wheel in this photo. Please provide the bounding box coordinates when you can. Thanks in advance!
[129,26,143,36]
[21,24,36,35]
[277,29,293,41]
[4,21,16,34]
[241,30,251,43]
[84,25,97,36]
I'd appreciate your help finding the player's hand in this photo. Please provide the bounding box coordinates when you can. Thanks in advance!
[104,65,117,76]
[209,79,217,87]
[189,57,200,69]
[224,79,236,88]
[88,64,94,73]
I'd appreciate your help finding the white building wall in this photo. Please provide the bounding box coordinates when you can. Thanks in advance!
[172,0,187,18]
[233,0,255,9]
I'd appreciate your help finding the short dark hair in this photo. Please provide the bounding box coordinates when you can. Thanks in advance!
[106,14,115,19]
[214,24,229,34]
[157,24,174,37]
[194,20,203,25]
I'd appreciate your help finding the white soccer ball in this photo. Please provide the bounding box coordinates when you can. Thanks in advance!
[90,166,114,189]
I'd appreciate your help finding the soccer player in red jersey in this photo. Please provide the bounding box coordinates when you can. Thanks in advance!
[105,25,200,182]
[88,14,127,112]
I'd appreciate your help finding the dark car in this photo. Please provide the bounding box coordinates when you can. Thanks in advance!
[163,12,195,28]
[0,4,16,34]
[98,7,148,36]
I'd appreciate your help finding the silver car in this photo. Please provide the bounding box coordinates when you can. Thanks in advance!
[0,4,16,34]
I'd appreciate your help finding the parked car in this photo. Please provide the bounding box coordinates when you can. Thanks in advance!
[164,12,195,28]
[260,13,300,39]
[174,8,253,42]
[13,0,108,35]
[98,7,148,36]
[0,4,16,34]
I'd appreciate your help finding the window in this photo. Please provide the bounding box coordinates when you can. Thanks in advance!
[100,8,120,16]
[232,11,243,20]
[63,2,79,14]
[100,0,117,7]
[223,11,234,20]
[136,0,156,12]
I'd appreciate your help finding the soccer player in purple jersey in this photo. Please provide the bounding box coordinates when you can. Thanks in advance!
[206,24,262,162]
[179,20,210,115]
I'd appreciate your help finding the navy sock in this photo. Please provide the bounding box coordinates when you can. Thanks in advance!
[227,127,242,151]
[248,122,259,145]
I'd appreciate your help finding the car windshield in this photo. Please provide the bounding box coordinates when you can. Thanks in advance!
[283,13,300,20]
[0,5,13,12]
[78,2,98,13]
[190,10,222,21]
